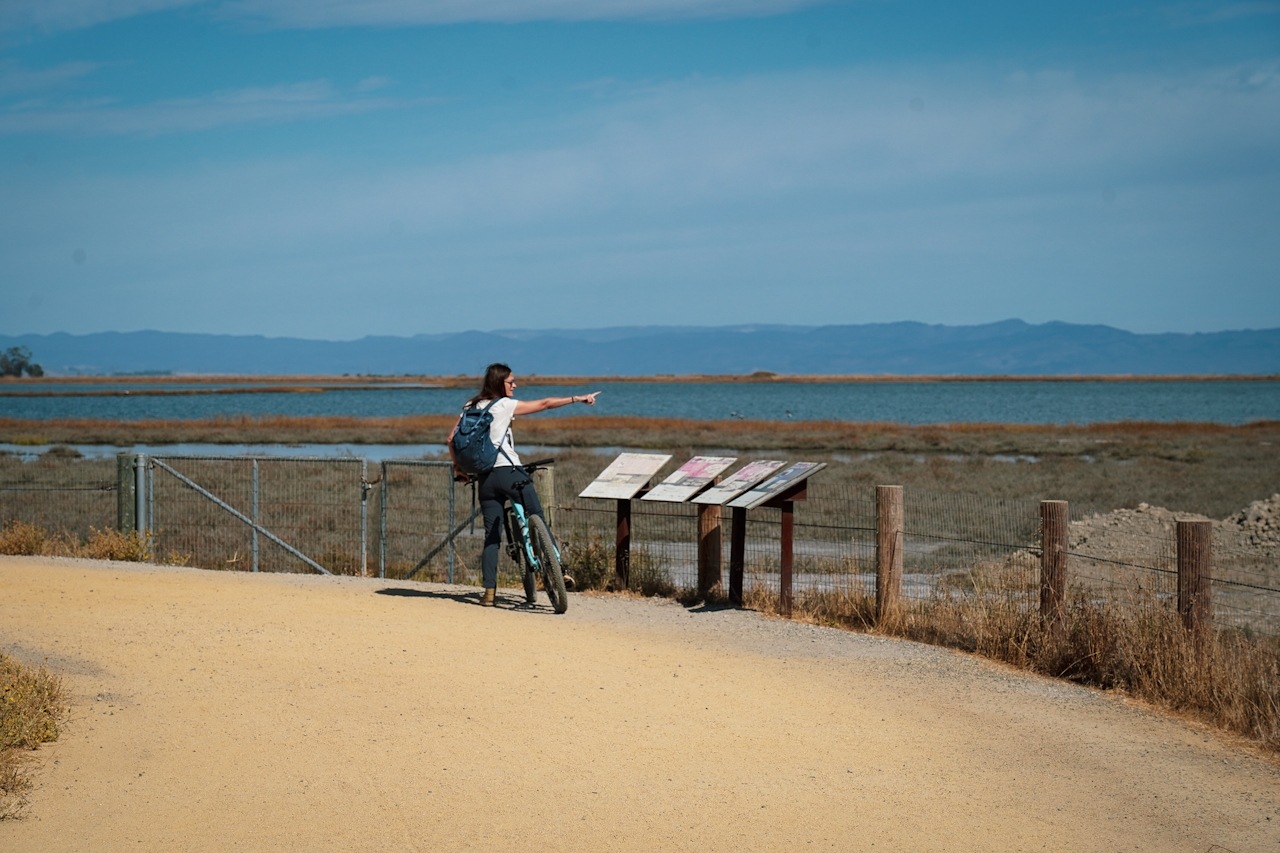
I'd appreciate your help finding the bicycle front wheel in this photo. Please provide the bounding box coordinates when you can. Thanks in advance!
[528,515,568,614]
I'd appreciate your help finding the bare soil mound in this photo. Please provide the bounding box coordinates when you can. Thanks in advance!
[1070,494,1280,564]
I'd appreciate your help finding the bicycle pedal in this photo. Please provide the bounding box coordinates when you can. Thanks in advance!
[562,573,576,592]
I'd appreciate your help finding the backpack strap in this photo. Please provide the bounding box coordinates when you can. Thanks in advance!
[494,400,517,466]
[458,396,503,435]
[496,423,515,466]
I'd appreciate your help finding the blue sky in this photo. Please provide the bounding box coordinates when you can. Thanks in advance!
[0,1,1277,339]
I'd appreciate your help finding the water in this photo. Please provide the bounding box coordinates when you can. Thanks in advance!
[1,380,1277,425]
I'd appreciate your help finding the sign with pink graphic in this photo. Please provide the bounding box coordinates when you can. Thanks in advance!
[641,456,738,503]
[690,459,787,506]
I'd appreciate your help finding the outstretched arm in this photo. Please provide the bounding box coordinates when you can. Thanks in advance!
[514,391,601,416]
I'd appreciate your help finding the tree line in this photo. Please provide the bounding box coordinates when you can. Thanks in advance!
[0,347,43,377]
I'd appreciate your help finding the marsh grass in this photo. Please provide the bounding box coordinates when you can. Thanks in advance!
[0,654,68,820]
[745,569,1280,753]
[4,418,1279,520]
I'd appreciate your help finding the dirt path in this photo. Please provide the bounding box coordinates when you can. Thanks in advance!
[2,556,1277,852]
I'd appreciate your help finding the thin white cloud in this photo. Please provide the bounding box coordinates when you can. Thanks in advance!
[0,79,424,136]
[0,0,833,31]
[355,75,393,92]
[0,0,203,32]
[1161,1,1280,26]
[0,60,105,94]
[220,0,832,27]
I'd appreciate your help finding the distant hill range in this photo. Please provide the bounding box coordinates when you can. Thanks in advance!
[3,321,1279,376]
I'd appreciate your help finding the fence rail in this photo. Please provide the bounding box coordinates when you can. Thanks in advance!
[3,452,1277,636]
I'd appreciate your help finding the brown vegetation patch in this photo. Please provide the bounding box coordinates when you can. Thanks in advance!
[3,412,1277,456]
[0,654,68,819]
[0,520,153,562]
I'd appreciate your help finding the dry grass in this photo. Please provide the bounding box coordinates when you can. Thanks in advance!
[4,413,1277,454]
[744,576,1280,753]
[561,530,616,592]
[0,654,68,820]
[559,529,676,597]
[0,520,153,562]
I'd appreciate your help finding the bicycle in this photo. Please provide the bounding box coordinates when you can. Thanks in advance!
[500,459,570,614]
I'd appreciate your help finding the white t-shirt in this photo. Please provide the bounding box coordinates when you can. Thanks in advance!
[470,396,521,468]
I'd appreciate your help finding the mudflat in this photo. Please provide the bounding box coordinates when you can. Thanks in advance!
[1,556,1276,852]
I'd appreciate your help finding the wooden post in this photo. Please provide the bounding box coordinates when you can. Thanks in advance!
[117,454,136,533]
[876,485,904,622]
[697,502,723,598]
[729,506,747,606]
[1040,500,1069,634]
[1177,519,1212,639]
[615,498,631,591]
[533,462,555,529]
[779,501,794,617]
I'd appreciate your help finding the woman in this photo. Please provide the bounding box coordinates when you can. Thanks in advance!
[453,363,600,607]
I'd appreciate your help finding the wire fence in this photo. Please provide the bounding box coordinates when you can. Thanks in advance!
[2,452,1278,636]
[1211,539,1280,636]
[1064,528,1280,636]
[0,453,117,539]
[380,459,482,584]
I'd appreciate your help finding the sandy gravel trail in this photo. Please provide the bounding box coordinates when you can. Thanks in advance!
[1,556,1277,852]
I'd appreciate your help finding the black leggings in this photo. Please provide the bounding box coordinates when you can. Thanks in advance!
[478,466,546,590]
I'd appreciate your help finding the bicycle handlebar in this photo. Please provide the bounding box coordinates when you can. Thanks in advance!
[524,458,555,470]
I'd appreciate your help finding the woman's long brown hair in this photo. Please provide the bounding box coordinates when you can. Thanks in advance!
[466,363,512,407]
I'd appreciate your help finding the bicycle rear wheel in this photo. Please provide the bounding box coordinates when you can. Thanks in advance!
[528,515,568,614]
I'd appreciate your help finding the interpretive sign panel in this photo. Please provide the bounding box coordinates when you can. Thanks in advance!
[726,462,828,510]
[690,460,787,506]
[641,456,738,503]
[578,452,672,500]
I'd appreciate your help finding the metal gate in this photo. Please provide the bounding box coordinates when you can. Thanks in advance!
[146,455,370,575]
